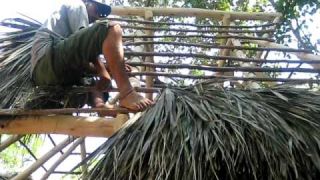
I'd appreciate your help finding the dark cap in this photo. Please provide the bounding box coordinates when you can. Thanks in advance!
[88,0,111,17]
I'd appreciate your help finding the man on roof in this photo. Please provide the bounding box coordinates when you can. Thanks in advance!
[31,0,153,111]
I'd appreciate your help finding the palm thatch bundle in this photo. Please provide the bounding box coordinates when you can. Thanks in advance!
[88,83,320,180]
[0,17,41,108]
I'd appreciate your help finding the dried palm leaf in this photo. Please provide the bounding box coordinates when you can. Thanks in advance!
[87,83,320,180]
[0,17,41,108]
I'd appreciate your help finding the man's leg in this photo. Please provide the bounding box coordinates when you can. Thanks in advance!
[99,23,153,111]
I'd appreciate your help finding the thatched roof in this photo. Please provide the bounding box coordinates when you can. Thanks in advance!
[87,83,320,179]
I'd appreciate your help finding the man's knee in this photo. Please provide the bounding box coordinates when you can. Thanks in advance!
[108,23,122,37]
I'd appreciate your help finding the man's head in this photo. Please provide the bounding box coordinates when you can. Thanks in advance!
[82,0,111,23]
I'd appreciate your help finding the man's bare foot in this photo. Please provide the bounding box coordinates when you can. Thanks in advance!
[119,90,154,112]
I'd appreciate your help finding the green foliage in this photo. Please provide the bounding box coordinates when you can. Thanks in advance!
[270,0,319,52]
[0,135,44,172]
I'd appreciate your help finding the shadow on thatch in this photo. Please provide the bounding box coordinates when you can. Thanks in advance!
[87,83,320,180]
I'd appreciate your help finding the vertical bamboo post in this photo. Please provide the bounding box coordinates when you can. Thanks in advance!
[80,139,88,179]
[231,38,261,88]
[0,135,23,152]
[144,10,155,100]
[217,14,231,76]
[12,136,76,180]
[255,16,281,59]
[40,138,84,180]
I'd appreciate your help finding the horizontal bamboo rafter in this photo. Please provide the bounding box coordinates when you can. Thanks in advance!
[0,115,124,137]
[123,35,275,42]
[125,41,312,53]
[129,72,320,83]
[111,7,281,20]
[122,25,275,34]
[125,52,320,64]
[108,17,279,29]
[128,62,320,73]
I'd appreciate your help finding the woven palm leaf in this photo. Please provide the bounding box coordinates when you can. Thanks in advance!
[87,83,320,180]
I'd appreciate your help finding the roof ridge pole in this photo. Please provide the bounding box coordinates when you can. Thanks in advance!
[40,137,85,180]
[144,10,155,100]
[12,136,76,180]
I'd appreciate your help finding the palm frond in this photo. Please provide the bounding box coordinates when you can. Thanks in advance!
[0,17,41,108]
[87,83,320,180]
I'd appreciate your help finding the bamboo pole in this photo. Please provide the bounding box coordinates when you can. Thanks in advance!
[123,34,275,42]
[129,72,320,83]
[111,7,281,20]
[40,138,84,180]
[124,52,320,64]
[230,38,260,88]
[0,135,23,152]
[247,39,320,69]
[47,135,64,155]
[125,41,311,53]
[121,25,275,34]
[80,140,88,178]
[144,10,155,100]
[127,62,320,73]
[0,107,129,116]
[0,115,126,137]
[108,17,279,29]
[18,140,48,172]
[12,136,76,180]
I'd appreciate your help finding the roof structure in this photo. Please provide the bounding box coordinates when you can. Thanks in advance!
[1,6,320,179]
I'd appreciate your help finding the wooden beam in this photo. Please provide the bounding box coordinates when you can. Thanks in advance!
[111,7,281,20]
[0,115,126,137]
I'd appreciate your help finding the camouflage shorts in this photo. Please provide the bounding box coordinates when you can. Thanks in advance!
[33,20,109,85]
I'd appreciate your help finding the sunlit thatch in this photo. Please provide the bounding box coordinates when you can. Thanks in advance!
[88,82,320,180]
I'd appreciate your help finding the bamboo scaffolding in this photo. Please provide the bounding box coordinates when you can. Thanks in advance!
[122,25,275,34]
[0,115,125,137]
[129,72,320,83]
[0,135,23,152]
[80,140,88,178]
[124,52,320,64]
[123,35,275,42]
[111,7,281,20]
[18,140,48,172]
[144,10,155,100]
[247,39,320,69]
[12,136,76,180]
[47,135,64,155]
[127,62,320,73]
[40,138,84,180]
[108,17,279,29]
[125,41,311,53]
